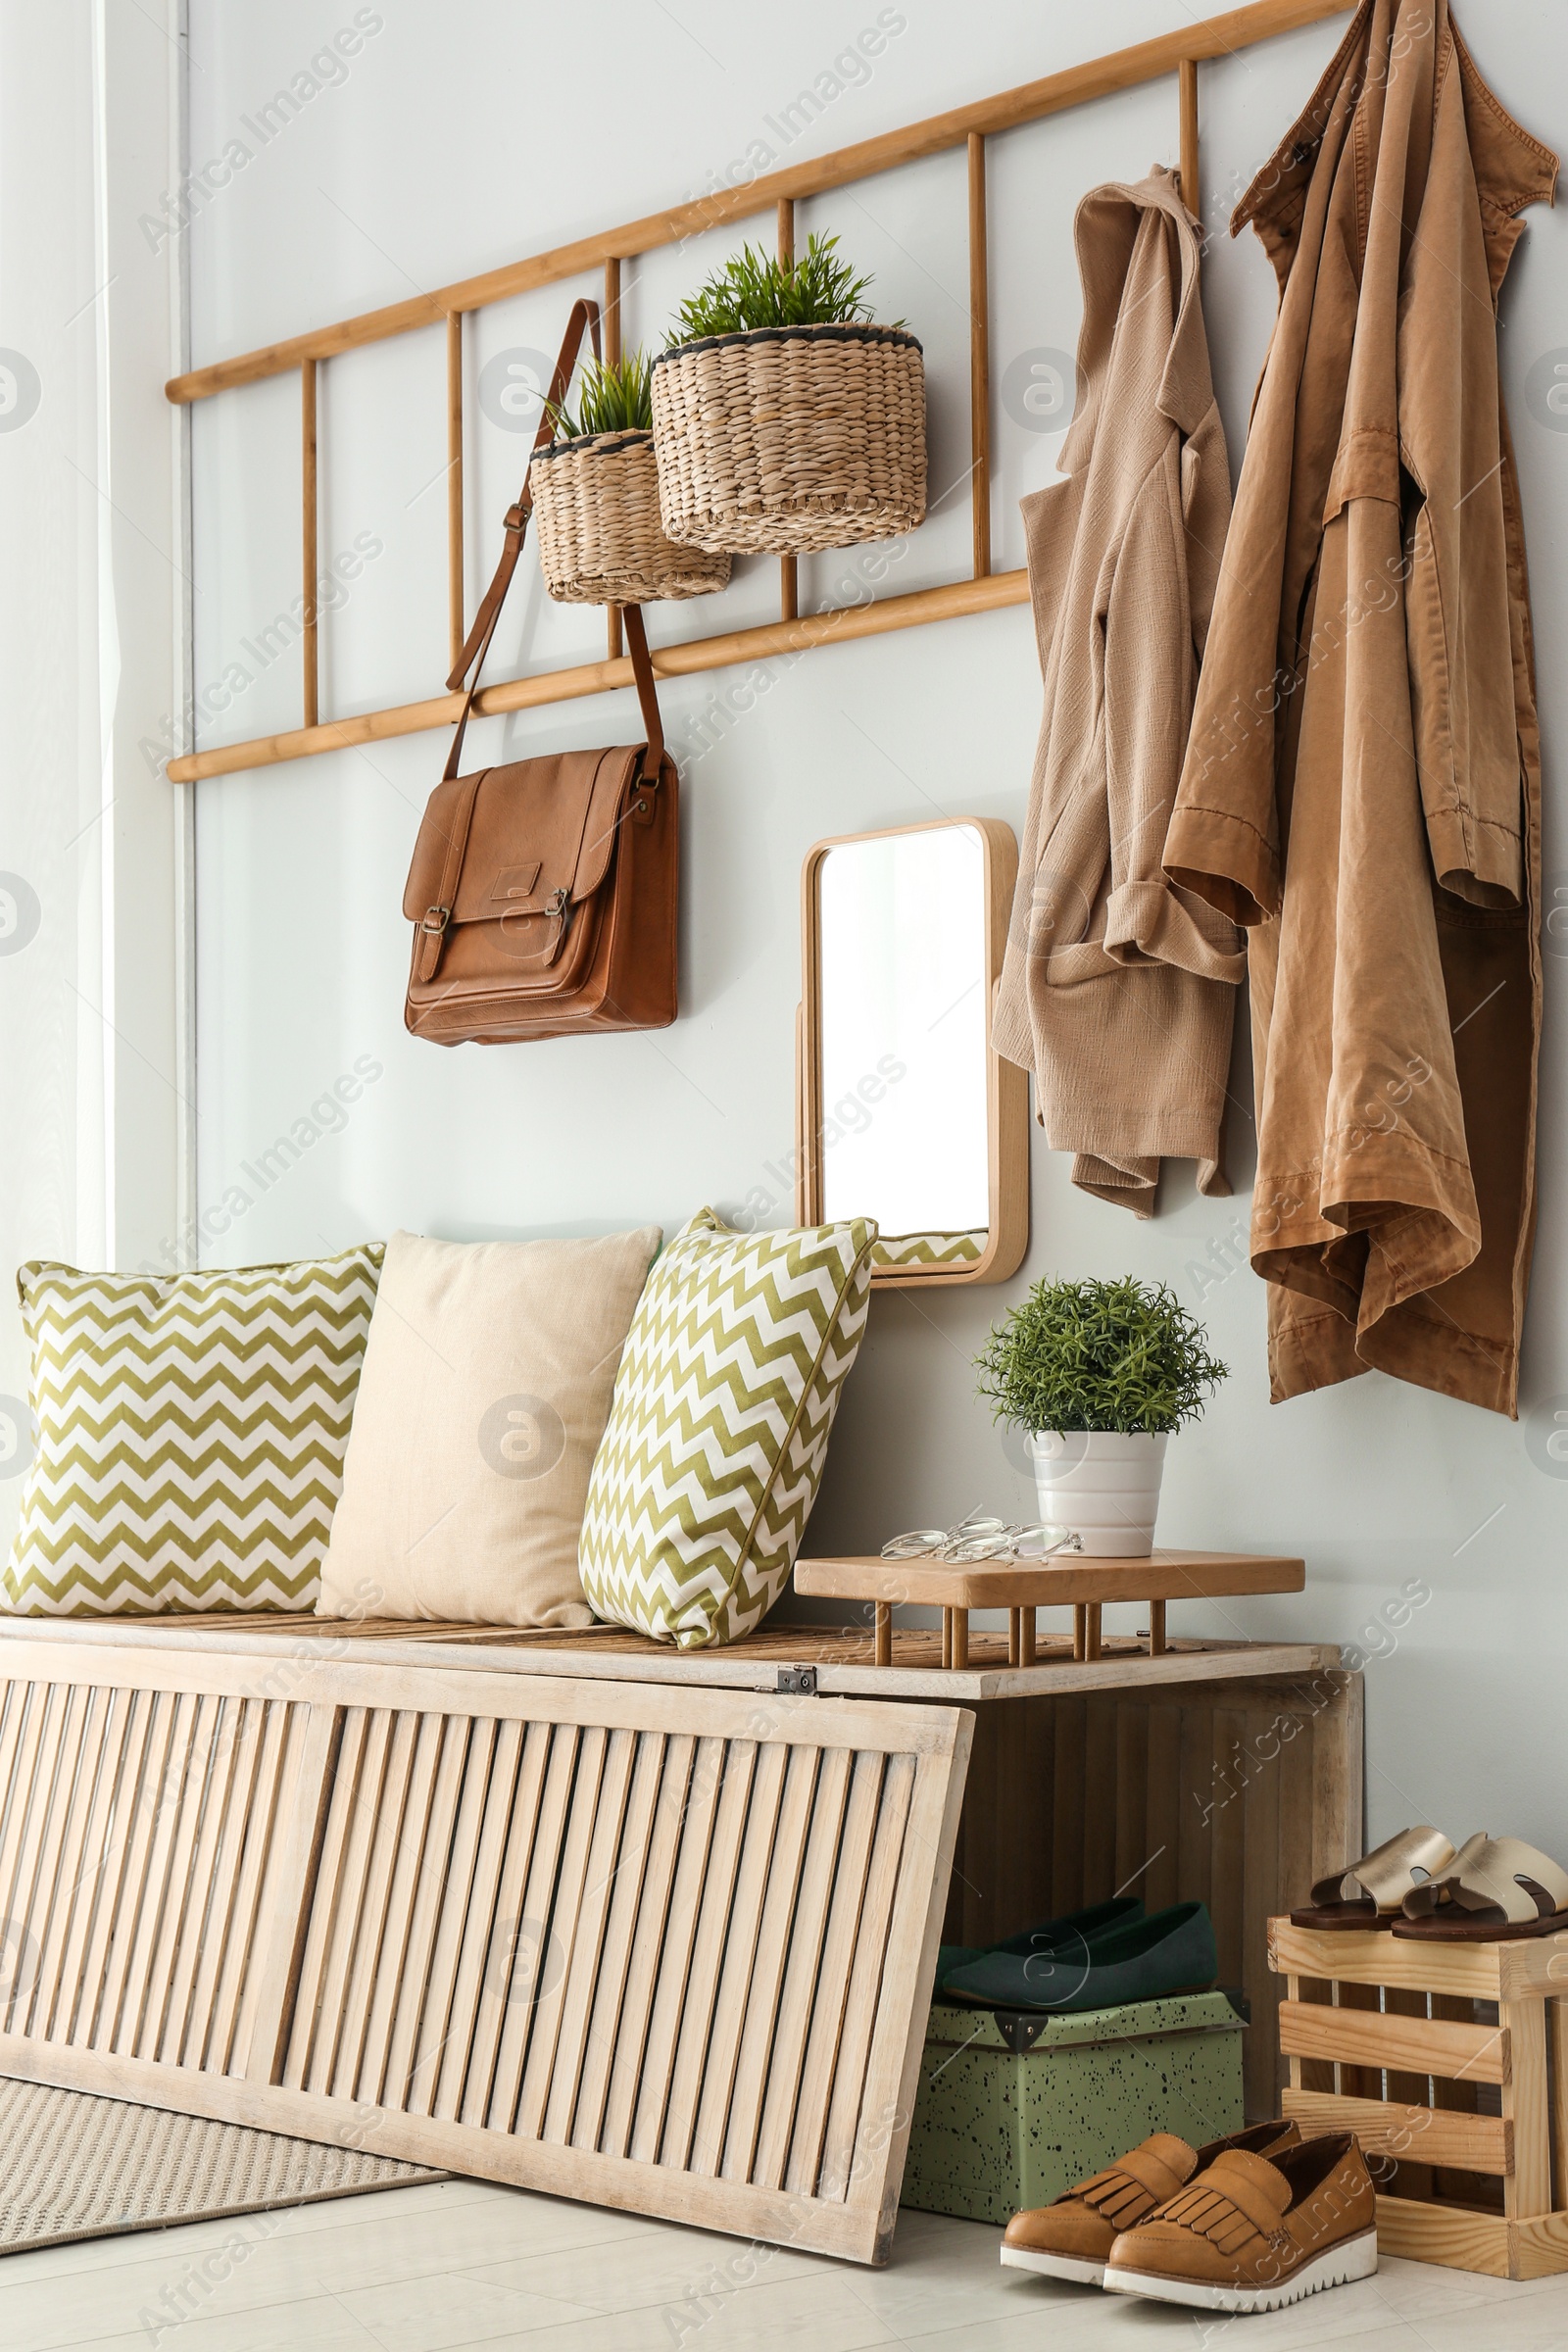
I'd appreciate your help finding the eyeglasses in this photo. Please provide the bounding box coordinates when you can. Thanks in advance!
[881,1510,1083,1564]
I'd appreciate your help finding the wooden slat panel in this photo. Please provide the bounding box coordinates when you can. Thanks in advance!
[1279,1998,1509,2084]
[1374,2193,1511,2277]
[0,1644,969,2266]
[818,1752,915,2201]
[657,1738,756,2173]
[846,1703,973,2241]
[406,1716,496,2119]
[1112,1697,1148,1904]
[1207,1707,1246,1996]
[37,1686,118,2043]
[184,1698,268,2071]
[753,1748,854,2189]
[571,1729,665,2154]
[629,1734,726,2165]
[1080,1698,1116,1910]
[1240,1698,1283,2119]
[355,1712,446,2107]
[1503,1999,1550,2219]
[211,1699,294,2077]
[383,1716,472,2112]
[94,1690,178,2051]
[786,1748,884,2195]
[485,1721,584,2132]
[137,1693,221,2061]
[541,1724,636,2147]
[117,1690,201,2058]
[304,1707,389,2094]
[285,1706,368,2091]
[332,1708,418,2100]
[158,1694,244,2066]
[513,1725,608,2142]
[1144,1702,1181,1915]
[14,1685,93,2038]
[457,1719,552,2128]
[1270,1922,1504,2000]
[688,1740,788,2178]
[430,1718,524,2123]
[597,1731,692,2159]
[1,1684,71,2027]
[720,1744,819,2181]
[1284,2086,1512,2174]
[1049,1698,1085,1917]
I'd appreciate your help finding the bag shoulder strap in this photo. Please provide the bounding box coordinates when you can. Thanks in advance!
[412,766,484,982]
[443,297,664,786]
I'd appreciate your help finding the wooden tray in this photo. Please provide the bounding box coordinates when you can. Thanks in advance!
[794,1550,1305,1668]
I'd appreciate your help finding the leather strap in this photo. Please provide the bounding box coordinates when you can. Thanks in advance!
[442,296,664,788]
[413,768,483,983]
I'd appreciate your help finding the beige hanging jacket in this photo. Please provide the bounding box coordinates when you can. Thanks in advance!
[994,166,1243,1216]
[1162,0,1555,1414]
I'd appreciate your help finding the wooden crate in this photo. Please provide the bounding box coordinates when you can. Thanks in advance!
[1269,1919,1568,2279]
[940,1673,1362,2124]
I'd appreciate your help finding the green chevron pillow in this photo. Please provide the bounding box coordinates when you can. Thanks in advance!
[579,1209,876,1649]
[3,1246,384,1616]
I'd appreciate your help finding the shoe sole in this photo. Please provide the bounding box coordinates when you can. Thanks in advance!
[999,2246,1105,2286]
[1104,2228,1378,2313]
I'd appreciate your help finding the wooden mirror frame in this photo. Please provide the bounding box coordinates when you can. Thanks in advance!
[795,816,1029,1288]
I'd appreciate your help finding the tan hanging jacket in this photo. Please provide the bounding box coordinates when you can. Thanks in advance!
[1162,0,1555,1414]
[993,166,1243,1216]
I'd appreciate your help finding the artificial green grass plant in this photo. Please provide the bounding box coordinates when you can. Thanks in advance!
[666,232,886,342]
[975,1276,1228,1438]
[545,348,655,441]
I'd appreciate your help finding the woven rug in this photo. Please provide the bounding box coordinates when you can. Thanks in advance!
[0,2078,443,2255]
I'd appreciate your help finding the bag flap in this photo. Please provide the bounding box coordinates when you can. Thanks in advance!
[438,747,640,925]
[403,768,490,922]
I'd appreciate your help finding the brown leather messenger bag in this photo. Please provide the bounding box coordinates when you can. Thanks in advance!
[403,299,677,1044]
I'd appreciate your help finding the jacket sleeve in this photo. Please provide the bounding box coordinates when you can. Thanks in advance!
[1099,453,1246,985]
[1396,41,1535,909]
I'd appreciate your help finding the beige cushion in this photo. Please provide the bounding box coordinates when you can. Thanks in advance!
[317,1226,661,1628]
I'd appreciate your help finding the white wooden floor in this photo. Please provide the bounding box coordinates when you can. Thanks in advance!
[6,2178,1568,2350]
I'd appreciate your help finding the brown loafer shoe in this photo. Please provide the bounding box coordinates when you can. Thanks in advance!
[1000,2120,1299,2287]
[1103,2130,1377,2312]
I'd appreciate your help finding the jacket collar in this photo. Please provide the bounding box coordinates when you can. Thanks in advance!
[1232,1,1554,289]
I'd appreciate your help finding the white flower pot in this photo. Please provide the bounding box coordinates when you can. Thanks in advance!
[1032,1430,1167,1558]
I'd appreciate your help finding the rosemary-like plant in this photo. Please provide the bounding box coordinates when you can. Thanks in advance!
[666,232,885,343]
[975,1276,1228,1438]
[545,348,654,441]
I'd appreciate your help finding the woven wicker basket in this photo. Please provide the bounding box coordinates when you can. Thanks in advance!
[529,427,730,605]
[651,321,926,556]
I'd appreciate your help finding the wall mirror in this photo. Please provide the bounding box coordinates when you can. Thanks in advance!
[797,818,1028,1285]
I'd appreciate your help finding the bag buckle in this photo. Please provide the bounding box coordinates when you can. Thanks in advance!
[420,905,451,935]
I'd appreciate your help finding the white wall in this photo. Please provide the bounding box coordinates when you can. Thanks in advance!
[184,1,1568,1858]
[0,0,187,1562]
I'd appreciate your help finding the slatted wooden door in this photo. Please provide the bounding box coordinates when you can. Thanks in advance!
[0,1639,970,2262]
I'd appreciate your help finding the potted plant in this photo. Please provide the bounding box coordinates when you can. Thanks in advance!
[974,1277,1228,1557]
[529,348,730,606]
[651,232,926,556]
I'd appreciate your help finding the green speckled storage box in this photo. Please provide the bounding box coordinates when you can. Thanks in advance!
[903,1991,1246,2226]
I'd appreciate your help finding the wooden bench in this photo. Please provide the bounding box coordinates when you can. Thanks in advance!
[0,1605,1358,2133]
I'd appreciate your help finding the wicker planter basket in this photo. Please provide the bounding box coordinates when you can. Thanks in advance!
[529,427,730,605]
[651,321,926,556]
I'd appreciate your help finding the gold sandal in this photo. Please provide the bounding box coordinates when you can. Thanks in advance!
[1290,1827,1455,1932]
[1394,1836,1568,1941]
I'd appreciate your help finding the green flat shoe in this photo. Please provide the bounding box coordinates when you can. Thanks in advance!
[943,1901,1216,2014]
[936,1895,1143,1994]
